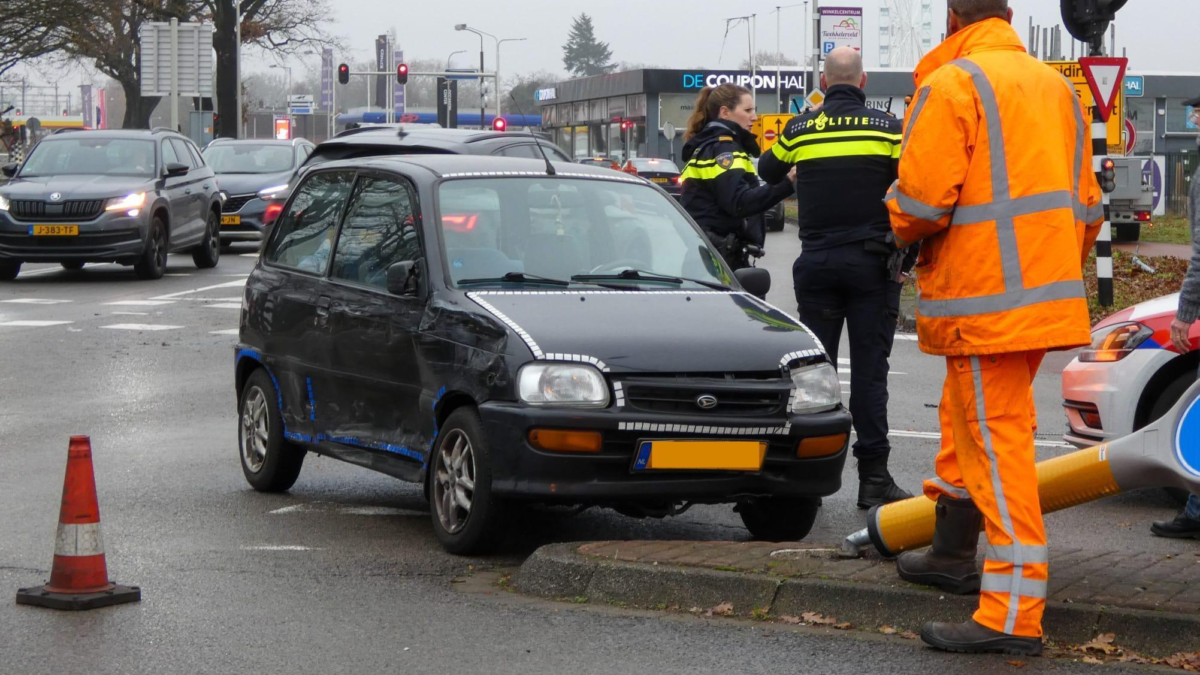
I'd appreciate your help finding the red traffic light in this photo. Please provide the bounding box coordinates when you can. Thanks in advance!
[1102,158,1115,171]
[337,63,350,85]
[492,117,507,132]
[620,120,632,130]
[396,63,409,85]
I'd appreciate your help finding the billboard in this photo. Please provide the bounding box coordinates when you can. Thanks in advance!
[819,7,863,60]
[374,35,388,110]
[320,48,333,110]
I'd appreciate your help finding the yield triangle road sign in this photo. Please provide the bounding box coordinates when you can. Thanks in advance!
[1079,56,1129,122]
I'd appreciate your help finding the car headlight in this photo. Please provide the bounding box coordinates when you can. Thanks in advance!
[790,362,842,414]
[105,192,146,212]
[0,194,9,211]
[1079,322,1154,362]
[518,363,610,407]
[257,184,288,200]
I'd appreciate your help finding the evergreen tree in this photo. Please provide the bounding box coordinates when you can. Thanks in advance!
[562,13,615,78]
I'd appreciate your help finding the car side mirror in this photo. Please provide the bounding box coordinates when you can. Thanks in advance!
[164,162,189,178]
[735,267,771,301]
[0,163,17,178]
[387,259,422,297]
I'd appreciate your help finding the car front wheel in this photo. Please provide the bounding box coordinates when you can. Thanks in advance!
[135,216,168,280]
[193,209,221,269]
[430,408,508,554]
[239,369,305,492]
[737,497,821,542]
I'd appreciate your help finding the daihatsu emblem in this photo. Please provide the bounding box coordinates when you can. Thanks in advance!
[696,394,719,410]
[49,192,62,201]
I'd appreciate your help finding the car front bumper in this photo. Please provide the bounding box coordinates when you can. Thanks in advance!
[0,212,148,262]
[1060,348,1176,447]
[220,198,269,242]
[478,402,851,503]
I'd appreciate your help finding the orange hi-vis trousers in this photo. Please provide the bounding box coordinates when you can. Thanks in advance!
[923,351,1048,638]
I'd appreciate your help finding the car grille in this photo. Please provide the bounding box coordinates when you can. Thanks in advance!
[222,195,255,213]
[621,375,790,417]
[9,199,105,222]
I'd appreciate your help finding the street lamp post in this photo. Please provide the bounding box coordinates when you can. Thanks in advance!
[455,24,492,129]
[270,64,293,129]
[774,3,805,113]
[496,37,527,120]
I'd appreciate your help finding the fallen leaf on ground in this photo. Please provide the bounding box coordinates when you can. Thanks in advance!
[833,622,853,630]
[1005,660,1026,668]
[1079,633,1119,655]
[1164,652,1200,671]
[778,615,803,625]
[688,606,702,614]
[801,612,838,626]
[898,631,919,640]
[705,602,734,617]
[879,626,898,635]
[1081,656,1104,665]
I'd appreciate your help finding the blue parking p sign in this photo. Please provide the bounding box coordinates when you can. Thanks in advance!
[1124,75,1144,98]
[823,41,836,55]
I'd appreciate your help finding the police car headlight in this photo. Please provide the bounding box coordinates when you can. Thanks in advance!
[790,362,842,414]
[1080,322,1153,363]
[518,363,610,408]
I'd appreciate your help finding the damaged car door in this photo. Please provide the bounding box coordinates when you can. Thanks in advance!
[321,172,428,478]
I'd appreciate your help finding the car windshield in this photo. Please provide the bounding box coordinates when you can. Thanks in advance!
[630,158,679,172]
[203,144,295,174]
[20,138,156,178]
[437,177,732,289]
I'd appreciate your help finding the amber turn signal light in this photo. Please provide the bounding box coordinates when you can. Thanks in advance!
[529,429,603,454]
[797,433,848,459]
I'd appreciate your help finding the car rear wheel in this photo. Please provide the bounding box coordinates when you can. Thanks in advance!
[0,261,20,280]
[192,210,221,269]
[430,408,508,554]
[737,497,821,542]
[1146,371,1196,506]
[239,369,305,492]
[60,261,85,271]
[135,217,168,280]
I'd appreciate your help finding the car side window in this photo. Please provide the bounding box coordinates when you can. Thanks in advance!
[495,144,539,159]
[170,139,197,169]
[161,140,181,168]
[185,142,205,167]
[264,171,354,274]
[330,175,420,291]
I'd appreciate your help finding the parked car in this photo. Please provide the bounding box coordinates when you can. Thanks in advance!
[0,128,222,280]
[202,137,314,249]
[622,157,682,198]
[578,157,621,171]
[234,154,850,554]
[1061,292,1195,502]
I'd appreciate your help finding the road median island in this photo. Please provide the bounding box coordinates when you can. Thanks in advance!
[515,540,1200,660]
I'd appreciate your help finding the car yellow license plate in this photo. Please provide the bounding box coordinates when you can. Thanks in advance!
[30,225,78,236]
[650,177,670,184]
[632,440,767,471]
[221,215,241,226]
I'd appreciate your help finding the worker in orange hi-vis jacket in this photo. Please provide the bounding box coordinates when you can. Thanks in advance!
[884,0,1103,656]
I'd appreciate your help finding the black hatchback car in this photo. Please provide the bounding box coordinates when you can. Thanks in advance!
[234,155,849,554]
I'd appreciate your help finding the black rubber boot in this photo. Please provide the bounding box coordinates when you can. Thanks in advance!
[920,619,1043,656]
[856,457,913,509]
[896,494,983,595]
[1150,511,1200,539]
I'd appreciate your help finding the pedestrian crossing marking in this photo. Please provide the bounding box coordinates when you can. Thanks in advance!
[105,300,176,306]
[205,303,243,310]
[1,298,72,305]
[209,329,239,335]
[0,320,74,327]
[102,324,183,331]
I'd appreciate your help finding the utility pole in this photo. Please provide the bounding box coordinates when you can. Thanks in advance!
[810,0,820,102]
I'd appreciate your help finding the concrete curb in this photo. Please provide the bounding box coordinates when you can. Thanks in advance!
[514,544,1200,657]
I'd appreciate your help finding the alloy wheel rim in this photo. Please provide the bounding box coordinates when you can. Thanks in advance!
[154,226,166,268]
[208,217,219,257]
[433,429,476,534]
[240,386,269,473]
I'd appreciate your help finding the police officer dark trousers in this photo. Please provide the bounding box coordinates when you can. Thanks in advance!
[760,46,913,508]
[680,83,795,269]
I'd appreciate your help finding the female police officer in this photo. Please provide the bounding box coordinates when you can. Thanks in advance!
[680,83,795,269]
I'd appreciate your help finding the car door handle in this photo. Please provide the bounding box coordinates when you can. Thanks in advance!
[184,189,193,194]
[315,296,332,325]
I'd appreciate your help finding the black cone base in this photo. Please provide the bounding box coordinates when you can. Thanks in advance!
[16,583,141,610]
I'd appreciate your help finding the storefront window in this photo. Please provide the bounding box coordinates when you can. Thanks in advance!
[1125,98,1154,155]
[628,94,647,119]
[540,104,556,127]
[589,99,607,122]
[590,123,608,156]
[659,93,698,131]
[559,104,572,125]
[609,123,624,162]
[607,96,627,121]
[573,102,587,126]
[1167,99,1198,133]
[632,123,647,159]
[573,125,589,158]
[555,128,571,157]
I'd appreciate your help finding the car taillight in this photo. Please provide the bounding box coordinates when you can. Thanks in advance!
[442,214,478,233]
[671,176,681,185]
[1136,211,1151,222]
[1080,322,1155,362]
[263,202,284,225]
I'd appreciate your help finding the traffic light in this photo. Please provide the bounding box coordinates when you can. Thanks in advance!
[1100,157,1117,193]
[492,117,507,132]
[396,63,409,86]
[1061,0,1129,49]
[337,63,350,85]
[212,113,220,135]
[620,120,632,131]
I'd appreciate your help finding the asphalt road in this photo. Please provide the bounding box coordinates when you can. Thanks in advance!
[0,234,1188,674]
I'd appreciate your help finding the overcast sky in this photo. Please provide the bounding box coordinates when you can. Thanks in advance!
[246,0,1198,82]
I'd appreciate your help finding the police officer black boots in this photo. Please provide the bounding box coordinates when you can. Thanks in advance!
[856,457,913,509]
[895,495,983,595]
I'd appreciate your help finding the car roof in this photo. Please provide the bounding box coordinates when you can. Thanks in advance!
[320,126,551,154]
[308,154,648,182]
[44,128,184,141]
[205,137,311,147]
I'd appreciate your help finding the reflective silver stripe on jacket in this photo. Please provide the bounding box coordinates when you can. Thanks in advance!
[986,543,1049,565]
[915,60,1086,319]
[981,573,1048,599]
[929,477,970,500]
[902,87,932,156]
[885,180,953,222]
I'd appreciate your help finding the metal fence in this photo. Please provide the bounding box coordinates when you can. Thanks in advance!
[1165,152,1198,216]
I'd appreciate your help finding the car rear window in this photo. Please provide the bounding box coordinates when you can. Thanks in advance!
[630,158,679,173]
[203,144,296,174]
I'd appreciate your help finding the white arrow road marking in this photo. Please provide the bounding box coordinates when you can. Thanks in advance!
[105,300,176,306]
[209,328,239,335]
[240,545,318,551]
[151,277,247,300]
[0,320,73,327]
[269,502,426,517]
[1,298,72,305]
[205,303,243,310]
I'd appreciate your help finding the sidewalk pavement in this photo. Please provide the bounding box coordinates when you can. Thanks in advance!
[515,540,1200,658]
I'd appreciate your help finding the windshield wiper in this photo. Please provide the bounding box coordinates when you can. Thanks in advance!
[459,271,571,286]
[572,269,731,291]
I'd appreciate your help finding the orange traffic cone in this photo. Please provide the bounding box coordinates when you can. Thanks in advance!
[16,436,140,610]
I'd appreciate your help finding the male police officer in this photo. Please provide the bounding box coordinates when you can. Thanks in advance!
[760,46,912,508]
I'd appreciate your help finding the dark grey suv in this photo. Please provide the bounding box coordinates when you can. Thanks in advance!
[0,128,223,280]
[202,137,314,248]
